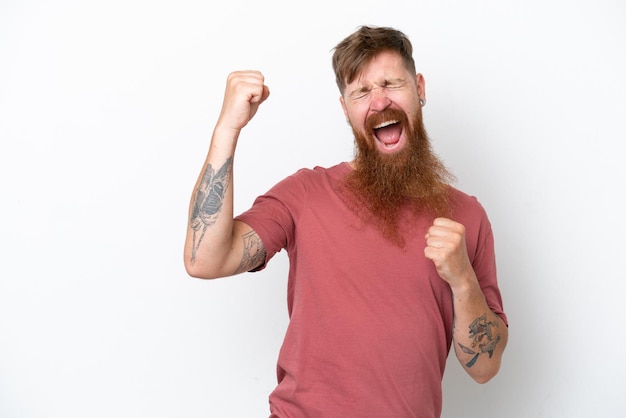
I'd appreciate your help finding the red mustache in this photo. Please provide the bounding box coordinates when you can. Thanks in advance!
[364,108,409,133]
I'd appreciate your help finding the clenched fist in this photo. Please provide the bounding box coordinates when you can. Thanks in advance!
[216,70,270,133]
[424,217,474,289]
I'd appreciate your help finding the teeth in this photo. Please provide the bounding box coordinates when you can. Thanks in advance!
[374,120,398,129]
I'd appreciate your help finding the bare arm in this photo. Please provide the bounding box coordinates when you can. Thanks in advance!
[184,71,270,279]
[425,218,508,383]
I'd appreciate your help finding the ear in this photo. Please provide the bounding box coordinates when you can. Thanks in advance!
[416,73,426,101]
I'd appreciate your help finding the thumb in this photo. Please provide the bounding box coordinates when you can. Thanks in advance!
[258,84,270,103]
[249,85,270,119]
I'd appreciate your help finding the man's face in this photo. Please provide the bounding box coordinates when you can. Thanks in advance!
[340,50,425,157]
[338,51,452,245]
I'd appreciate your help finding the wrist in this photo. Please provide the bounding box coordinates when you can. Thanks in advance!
[449,273,480,299]
[211,125,241,152]
[213,122,242,139]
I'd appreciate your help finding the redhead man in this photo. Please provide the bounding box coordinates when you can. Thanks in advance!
[184,25,508,418]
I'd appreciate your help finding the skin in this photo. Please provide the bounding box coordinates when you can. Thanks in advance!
[340,51,425,156]
[184,53,507,384]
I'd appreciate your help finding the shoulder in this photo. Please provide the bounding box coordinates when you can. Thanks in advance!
[276,162,351,190]
[449,187,486,216]
[447,188,498,265]
[448,186,492,235]
[290,162,350,180]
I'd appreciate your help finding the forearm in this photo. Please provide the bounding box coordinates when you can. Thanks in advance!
[450,276,508,383]
[184,127,239,278]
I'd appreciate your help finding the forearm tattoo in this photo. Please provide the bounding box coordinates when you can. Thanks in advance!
[189,157,232,263]
[457,314,501,368]
[237,230,266,273]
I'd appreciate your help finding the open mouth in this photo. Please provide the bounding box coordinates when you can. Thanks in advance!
[373,120,403,148]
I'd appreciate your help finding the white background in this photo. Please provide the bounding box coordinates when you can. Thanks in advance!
[1,0,625,417]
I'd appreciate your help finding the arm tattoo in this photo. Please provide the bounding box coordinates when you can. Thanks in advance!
[189,157,232,263]
[236,230,266,273]
[457,314,501,368]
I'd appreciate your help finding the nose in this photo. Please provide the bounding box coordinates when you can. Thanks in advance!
[369,87,392,112]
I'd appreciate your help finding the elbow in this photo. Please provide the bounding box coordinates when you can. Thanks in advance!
[184,263,214,280]
[183,251,223,280]
[184,261,226,280]
[468,359,502,384]
[472,369,498,384]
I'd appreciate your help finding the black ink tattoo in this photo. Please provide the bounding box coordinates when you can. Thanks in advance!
[190,157,232,263]
[237,230,266,273]
[458,314,501,368]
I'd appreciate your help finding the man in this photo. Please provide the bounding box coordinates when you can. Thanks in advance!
[184,25,508,418]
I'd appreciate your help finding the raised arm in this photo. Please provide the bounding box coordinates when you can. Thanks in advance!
[425,218,508,383]
[184,71,270,279]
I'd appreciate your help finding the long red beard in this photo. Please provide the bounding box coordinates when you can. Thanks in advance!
[341,108,455,246]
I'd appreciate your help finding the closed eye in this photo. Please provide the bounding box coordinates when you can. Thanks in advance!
[383,79,404,90]
[349,87,372,100]
[347,79,406,101]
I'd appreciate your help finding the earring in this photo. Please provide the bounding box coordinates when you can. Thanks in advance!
[419,98,426,107]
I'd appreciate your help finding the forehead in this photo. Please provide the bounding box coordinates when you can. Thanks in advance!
[349,50,412,87]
